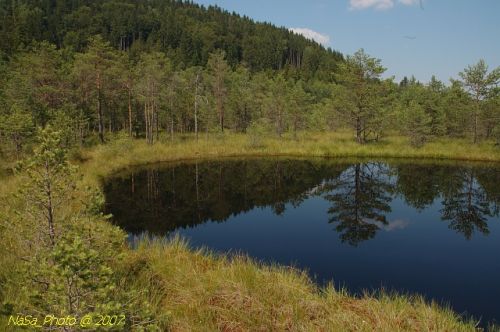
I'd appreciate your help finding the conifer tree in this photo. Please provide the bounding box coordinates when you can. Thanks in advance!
[73,36,119,143]
[336,49,386,143]
[459,60,500,143]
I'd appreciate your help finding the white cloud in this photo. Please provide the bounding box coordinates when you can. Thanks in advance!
[366,219,410,232]
[398,0,420,5]
[383,219,410,231]
[349,0,394,10]
[290,28,330,46]
[349,0,420,10]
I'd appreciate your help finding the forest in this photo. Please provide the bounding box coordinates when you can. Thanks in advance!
[0,0,499,330]
[0,0,499,159]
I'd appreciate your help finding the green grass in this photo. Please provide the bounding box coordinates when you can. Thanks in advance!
[80,131,500,188]
[2,130,499,331]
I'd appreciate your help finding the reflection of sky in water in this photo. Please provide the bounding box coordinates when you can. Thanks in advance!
[105,159,500,326]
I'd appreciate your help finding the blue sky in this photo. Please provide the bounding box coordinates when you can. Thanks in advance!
[194,0,500,83]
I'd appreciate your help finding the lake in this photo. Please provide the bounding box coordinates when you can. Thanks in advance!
[104,158,500,325]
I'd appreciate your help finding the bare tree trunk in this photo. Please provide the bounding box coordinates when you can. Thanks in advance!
[276,105,283,137]
[144,102,149,144]
[194,99,199,141]
[215,72,225,132]
[96,72,105,143]
[45,162,56,246]
[128,88,133,137]
[356,115,363,144]
[194,72,200,141]
[473,98,479,144]
[154,99,159,142]
[171,115,174,141]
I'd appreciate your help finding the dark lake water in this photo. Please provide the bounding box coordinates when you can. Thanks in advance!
[104,158,500,325]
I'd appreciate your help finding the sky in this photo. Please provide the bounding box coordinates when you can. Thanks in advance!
[193,0,500,83]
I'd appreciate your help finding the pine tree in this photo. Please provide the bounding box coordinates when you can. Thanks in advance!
[73,36,120,143]
[0,105,34,159]
[135,52,173,144]
[405,101,432,147]
[336,49,386,143]
[459,60,500,143]
[207,50,229,132]
[18,127,77,246]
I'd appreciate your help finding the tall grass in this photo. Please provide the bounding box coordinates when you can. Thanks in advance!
[80,131,500,188]
[124,237,478,331]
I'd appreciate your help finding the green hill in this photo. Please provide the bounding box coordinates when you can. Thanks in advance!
[0,0,342,79]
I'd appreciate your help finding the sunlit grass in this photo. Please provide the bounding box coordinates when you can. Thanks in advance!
[123,236,478,331]
[79,130,500,189]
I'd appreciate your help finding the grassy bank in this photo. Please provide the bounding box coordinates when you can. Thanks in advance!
[2,131,498,331]
[80,131,499,187]
[125,237,477,331]
[79,131,498,330]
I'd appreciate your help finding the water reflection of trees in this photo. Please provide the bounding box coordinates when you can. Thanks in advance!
[104,159,499,243]
[394,164,499,239]
[104,159,347,234]
[322,162,393,246]
[395,165,443,210]
[440,168,492,239]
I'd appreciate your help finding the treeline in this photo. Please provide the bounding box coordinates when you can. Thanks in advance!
[0,38,333,148]
[0,1,499,160]
[1,41,499,153]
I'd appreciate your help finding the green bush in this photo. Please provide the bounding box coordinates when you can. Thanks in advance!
[247,119,272,148]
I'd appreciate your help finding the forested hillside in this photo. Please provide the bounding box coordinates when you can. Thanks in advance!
[0,0,342,73]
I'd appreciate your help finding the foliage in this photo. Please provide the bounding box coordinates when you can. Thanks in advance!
[1,128,164,330]
[459,59,500,143]
[0,105,34,158]
[72,35,120,143]
[247,119,273,148]
[404,101,432,147]
[0,0,342,74]
[17,127,77,246]
[0,33,498,149]
[27,231,120,317]
[335,49,387,143]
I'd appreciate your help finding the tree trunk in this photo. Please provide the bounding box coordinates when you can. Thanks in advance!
[356,115,363,144]
[171,115,174,141]
[128,87,133,137]
[154,100,159,142]
[194,99,199,141]
[96,72,105,143]
[45,163,56,246]
[216,75,224,132]
[144,102,149,144]
[194,72,200,141]
[473,99,479,144]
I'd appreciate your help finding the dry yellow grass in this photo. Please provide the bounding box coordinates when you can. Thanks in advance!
[124,237,478,331]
